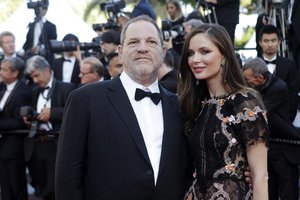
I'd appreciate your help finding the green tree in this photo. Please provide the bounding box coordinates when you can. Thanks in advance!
[0,0,22,22]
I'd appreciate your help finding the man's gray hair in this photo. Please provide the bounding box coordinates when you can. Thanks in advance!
[25,55,50,74]
[243,57,269,78]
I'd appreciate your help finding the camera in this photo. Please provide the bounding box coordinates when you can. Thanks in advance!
[92,20,120,32]
[100,0,125,15]
[20,106,39,122]
[27,0,49,9]
[49,40,101,53]
[92,0,125,32]
[161,20,185,41]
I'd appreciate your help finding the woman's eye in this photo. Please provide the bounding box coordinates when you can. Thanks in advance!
[187,51,194,57]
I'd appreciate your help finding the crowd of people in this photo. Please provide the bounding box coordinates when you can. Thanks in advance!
[0,0,300,199]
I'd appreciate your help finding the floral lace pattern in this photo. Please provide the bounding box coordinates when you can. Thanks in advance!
[184,91,269,200]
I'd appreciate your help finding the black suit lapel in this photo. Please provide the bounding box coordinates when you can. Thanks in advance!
[3,81,20,108]
[157,86,179,177]
[107,77,152,165]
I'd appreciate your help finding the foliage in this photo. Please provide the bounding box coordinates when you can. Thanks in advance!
[234,26,255,48]
[0,0,22,22]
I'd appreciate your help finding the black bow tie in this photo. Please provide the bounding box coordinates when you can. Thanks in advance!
[63,58,71,62]
[264,59,276,65]
[135,88,162,105]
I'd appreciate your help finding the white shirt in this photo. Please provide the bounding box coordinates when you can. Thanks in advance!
[37,76,53,130]
[120,72,164,185]
[33,17,46,47]
[263,55,277,74]
[62,56,76,83]
[0,80,17,111]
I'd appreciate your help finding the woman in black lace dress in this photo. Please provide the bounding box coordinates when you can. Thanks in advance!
[178,24,269,200]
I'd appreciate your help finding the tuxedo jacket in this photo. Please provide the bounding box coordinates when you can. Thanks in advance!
[273,56,298,119]
[55,77,190,200]
[30,79,75,132]
[259,73,300,164]
[23,20,57,52]
[23,20,57,65]
[0,80,31,160]
[53,57,81,85]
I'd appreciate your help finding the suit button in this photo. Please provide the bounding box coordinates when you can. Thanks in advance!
[146,170,152,176]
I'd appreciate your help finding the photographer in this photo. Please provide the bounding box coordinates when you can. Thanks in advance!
[164,0,185,55]
[53,33,82,86]
[0,57,31,200]
[100,30,121,80]
[23,55,75,200]
[22,0,57,66]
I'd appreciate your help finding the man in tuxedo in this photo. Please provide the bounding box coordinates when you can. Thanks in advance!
[55,15,191,199]
[259,24,298,121]
[0,57,31,200]
[22,1,57,66]
[24,55,75,200]
[79,56,104,85]
[53,33,81,86]
[243,57,300,200]
[0,31,24,64]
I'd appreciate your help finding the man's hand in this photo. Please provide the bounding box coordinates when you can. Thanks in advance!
[37,107,51,122]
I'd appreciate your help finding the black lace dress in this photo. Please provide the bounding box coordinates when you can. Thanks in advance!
[185,91,269,200]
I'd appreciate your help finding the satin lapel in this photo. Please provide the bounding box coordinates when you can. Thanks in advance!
[107,77,151,165]
[157,86,179,177]
[3,81,20,108]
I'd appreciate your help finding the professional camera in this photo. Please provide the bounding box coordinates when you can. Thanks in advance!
[100,0,125,15]
[161,20,185,41]
[92,20,120,32]
[27,0,49,9]
[92,0,125,32]
[20,106,39,122]
[49,40,101,53]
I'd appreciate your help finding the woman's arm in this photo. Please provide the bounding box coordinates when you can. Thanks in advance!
[247,141,268,200]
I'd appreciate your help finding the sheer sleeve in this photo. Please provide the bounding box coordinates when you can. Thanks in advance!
[232,91,269,147]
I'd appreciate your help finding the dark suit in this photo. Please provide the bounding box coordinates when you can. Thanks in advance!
[55,76,190,200]
[288,0,300,66]
[23,20,57,65]
[0,80,31,200]
[53,57,81,85]
[207,0,239,42]
[272,56,298,120]
[26,79,74,200]
[258,73,300,200]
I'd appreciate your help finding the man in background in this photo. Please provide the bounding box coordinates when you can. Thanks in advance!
[0,57,31,200]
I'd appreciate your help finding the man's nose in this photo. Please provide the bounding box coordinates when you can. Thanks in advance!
[137,41,148,52]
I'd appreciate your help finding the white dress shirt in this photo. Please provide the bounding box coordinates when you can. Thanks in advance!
[0,80,17,111]
[62,56,76,83]
[263,55,277,74]
[37,76,53,130]
[120,72,164,185]
[33,17,46,47]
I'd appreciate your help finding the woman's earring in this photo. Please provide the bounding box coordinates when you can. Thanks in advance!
[221,60,225,67]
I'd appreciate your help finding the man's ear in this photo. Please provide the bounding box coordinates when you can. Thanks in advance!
[118,45,123,59]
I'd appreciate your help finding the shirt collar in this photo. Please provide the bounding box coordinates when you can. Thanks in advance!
[120,71,160,100]
[6,80,18,91]
[263,55,277,62]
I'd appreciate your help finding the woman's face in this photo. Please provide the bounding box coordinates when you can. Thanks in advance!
[187,33,224,83]
[166,3,178,19]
